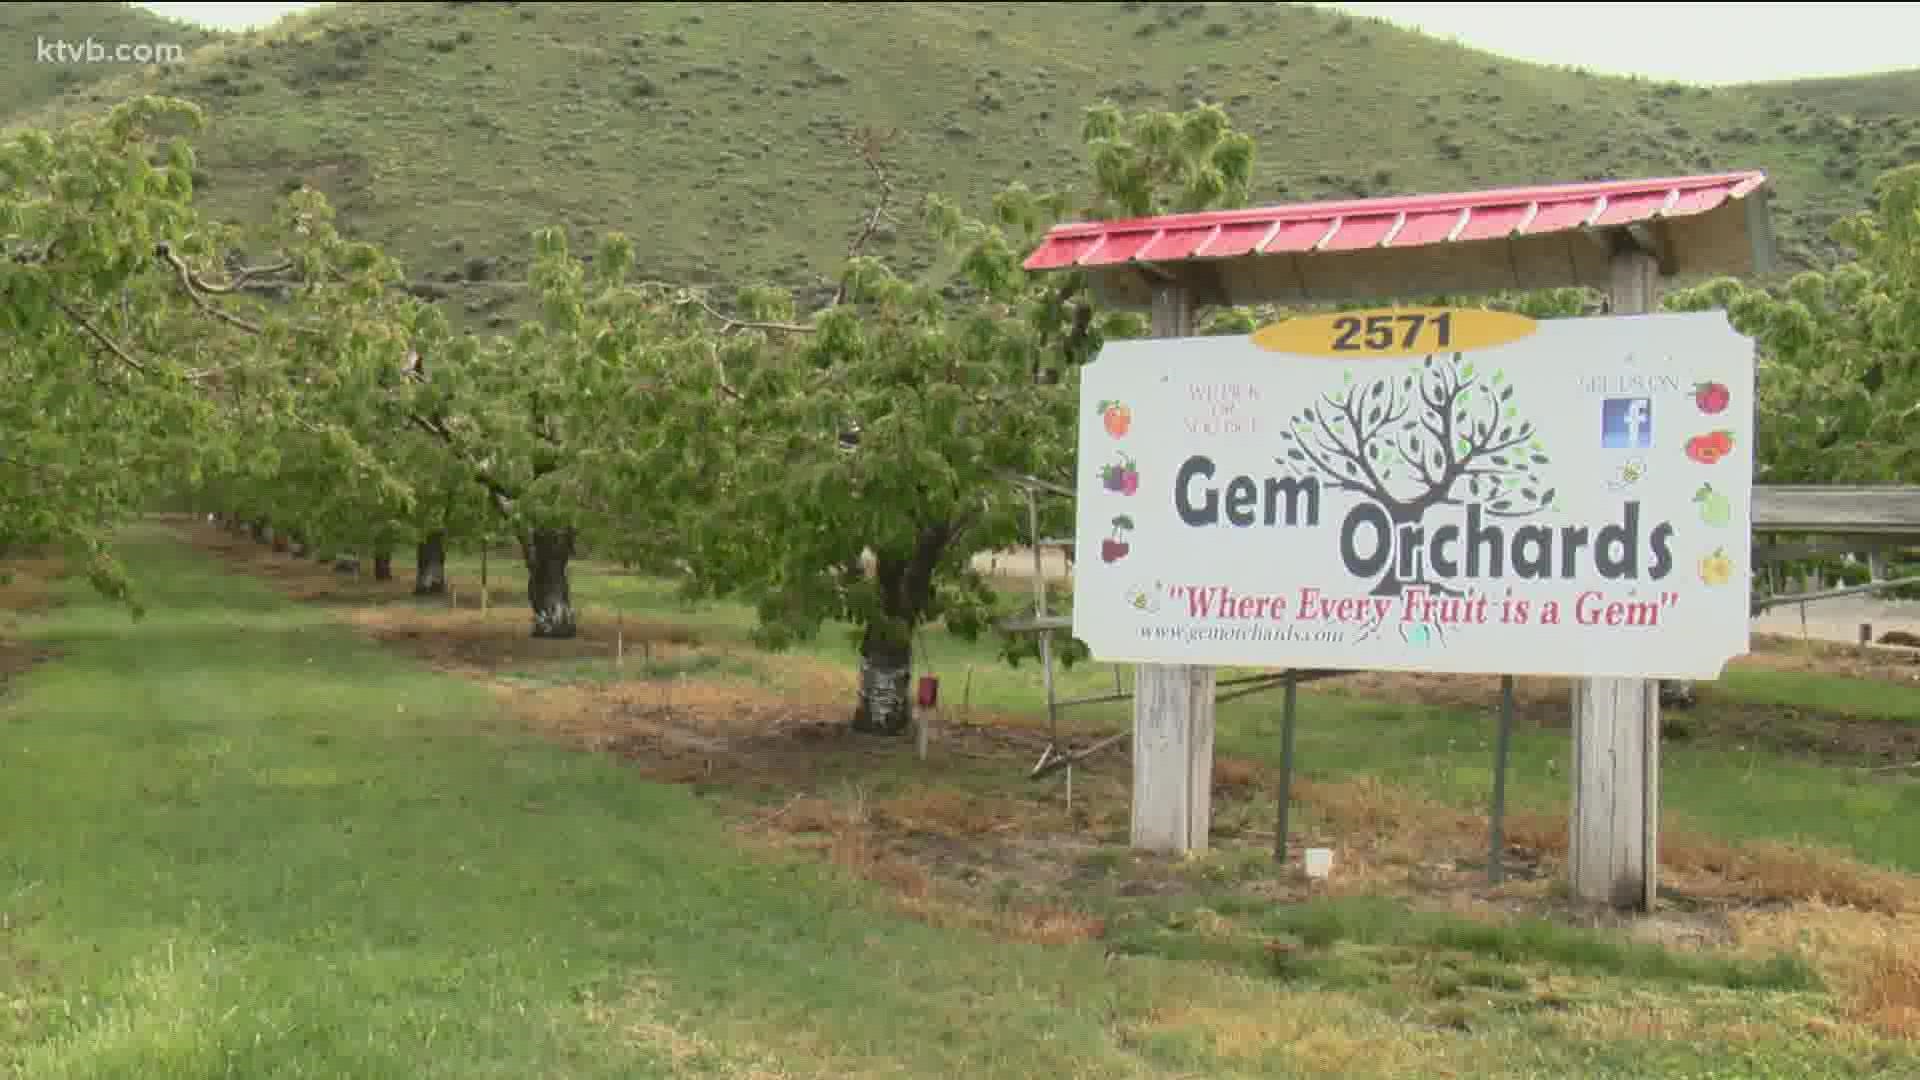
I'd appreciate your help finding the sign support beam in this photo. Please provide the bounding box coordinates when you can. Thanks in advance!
[1130,280,1217,854]
[1569,244,1663,911]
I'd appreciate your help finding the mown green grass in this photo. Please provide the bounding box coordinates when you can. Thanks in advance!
[7,527,1917,1077]
[8,2,1919,331]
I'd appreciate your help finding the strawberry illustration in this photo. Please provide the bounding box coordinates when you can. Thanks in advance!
[1097,399,1132,438]
[1101,515,1135,563]
[1100,455,1140,496]
[1693,381,1731,415]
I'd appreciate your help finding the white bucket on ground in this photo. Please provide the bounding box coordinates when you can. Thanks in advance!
[1303,848,1334,880]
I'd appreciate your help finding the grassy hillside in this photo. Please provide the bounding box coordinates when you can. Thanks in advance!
[8,1,1919,328]
[0,3,224,115]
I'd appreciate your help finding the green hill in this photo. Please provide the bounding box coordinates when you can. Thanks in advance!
[9,1,1919,328]
[0,3,224,115]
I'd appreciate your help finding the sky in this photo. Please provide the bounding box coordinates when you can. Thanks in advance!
[131,2,1919,87]
[1322,2,1920,85]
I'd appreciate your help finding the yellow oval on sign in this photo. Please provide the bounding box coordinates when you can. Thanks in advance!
[1250,307,1538,359]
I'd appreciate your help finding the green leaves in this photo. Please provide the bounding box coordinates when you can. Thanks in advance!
[1665,163,1920,487]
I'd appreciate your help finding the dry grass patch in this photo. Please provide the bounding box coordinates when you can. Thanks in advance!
[869,786,1022,838]
[748,789,1107,947]
[0,553,68,694]
[1854,939,1920,1038]
[577,978,812,1079]
[1212,755,1264,792]
[1139,993,1439,1076]
[1733,903,1920,1040]
[0,554,70,615]
[1660,837,1919,915]
[342,603,703,673]
[1287,775,1919,918]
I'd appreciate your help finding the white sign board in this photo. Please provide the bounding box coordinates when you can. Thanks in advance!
[1073,309,1755,680]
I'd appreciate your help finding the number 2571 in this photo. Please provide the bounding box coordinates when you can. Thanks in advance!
[1330,312,1453,352]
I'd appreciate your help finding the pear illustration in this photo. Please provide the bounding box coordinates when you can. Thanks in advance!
[1693,483,1732,528]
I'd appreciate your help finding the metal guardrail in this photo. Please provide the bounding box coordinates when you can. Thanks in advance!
[1749,574,1920,616]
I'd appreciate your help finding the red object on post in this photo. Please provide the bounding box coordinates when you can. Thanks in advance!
[917,676,939,708]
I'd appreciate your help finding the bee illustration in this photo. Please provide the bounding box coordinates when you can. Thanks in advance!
[1124,585,1160,615]
[1607,458,1647,491]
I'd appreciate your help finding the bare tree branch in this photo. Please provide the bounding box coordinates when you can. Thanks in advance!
[178,255,296,294]
[832,125,898,307]
[156,243,266,335]
[54,299,150,377]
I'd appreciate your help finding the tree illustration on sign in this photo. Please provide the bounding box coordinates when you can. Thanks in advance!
[1277,351,1557,597]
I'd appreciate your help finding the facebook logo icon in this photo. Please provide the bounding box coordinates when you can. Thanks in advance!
[1600,397,1654,449]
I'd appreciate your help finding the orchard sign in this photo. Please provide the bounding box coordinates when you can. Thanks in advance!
[1073,309,1756,680]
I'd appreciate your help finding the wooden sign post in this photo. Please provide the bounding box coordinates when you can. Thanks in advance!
[1130,280,1217,853]
[1570,244,1662,910]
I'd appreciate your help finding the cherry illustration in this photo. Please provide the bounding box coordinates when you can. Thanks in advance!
[1101,514,1135,564]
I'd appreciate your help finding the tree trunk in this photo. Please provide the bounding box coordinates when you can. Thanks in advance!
[524,527,577,639]
[1365,503,1426,597]
[250,520,268,544]
[1364,501,1466,599]
[414,532,447,595]
[852,622,914,735]
[373,549,393,582]
[850,526,951,736]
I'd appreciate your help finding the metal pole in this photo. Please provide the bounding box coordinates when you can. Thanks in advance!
[1028,487,1059,746]
[1489,675,1515,884]
[1273,671,1298,863]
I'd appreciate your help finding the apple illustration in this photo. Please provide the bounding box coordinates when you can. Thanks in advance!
[1097,399,1133,438]
[1685,430,1735,465]
[1693,381,1731,415]
[1699,547,1734,587]
[1101,514,1135,564]
[1100,455,1140,496]
[1694,483,1732,527]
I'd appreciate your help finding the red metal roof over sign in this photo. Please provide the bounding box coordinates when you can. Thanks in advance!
[1023,171,1768,273]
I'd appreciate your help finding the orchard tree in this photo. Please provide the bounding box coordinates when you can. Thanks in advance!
[295,205,714,625]
[2,95,478,614]
[670,104,1257,735]
[0,97,307,604]
[155,178,578,629]
[367,225,733,638]
[1665,163,1920,486]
